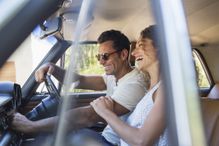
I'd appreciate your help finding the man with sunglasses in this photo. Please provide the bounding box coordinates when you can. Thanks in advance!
[12,30,147,145]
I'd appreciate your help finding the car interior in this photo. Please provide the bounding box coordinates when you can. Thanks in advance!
[0,0,219,145]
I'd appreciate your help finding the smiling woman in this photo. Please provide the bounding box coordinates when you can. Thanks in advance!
[90,25,168,146]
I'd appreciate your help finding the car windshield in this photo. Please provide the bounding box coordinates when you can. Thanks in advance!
[0,29,57,86]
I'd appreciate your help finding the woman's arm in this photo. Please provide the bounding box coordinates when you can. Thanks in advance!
[91,87,166,146]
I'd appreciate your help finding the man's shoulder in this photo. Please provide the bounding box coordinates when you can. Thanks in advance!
[102,74,116,86]
[130,68,144,78]
[102,74,116,81]
[121,68,145,83]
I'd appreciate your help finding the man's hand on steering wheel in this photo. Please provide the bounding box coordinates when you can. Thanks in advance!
[45,74,61,100]
[35,63,55,83]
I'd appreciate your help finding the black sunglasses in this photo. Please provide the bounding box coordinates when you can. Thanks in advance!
[96,50,121,61]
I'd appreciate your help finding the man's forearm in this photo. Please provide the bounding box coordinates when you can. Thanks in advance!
[51,63,81,84]
[66,105,104,130]
[51,64,66,83]
[32,105,104,133]
[33,116,59,133]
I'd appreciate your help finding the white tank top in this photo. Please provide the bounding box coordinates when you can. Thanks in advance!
[120,81,169,146]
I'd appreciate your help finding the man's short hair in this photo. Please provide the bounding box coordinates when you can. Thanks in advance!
[97,30,130,52]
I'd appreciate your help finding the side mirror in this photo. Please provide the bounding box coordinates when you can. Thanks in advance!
[39,17,62,39]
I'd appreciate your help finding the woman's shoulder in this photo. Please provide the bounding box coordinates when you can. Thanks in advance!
[156,82,164,97]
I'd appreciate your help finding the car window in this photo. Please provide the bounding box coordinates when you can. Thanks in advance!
[193,49,211,89]
[64,43,105,93]
[0,28,57,87]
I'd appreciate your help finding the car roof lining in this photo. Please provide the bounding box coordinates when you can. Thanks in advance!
[57,0,219,46]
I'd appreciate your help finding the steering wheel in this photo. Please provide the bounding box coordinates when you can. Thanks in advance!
[45,74,61,100]
[25,74,61,121]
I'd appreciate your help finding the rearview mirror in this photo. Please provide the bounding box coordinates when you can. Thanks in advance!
[39,17,62,39]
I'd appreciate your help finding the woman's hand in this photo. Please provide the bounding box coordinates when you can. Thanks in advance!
[90,96,114,117]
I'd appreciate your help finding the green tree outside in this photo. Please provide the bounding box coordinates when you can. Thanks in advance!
[64,44,105,92]
[193,52,210,88]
